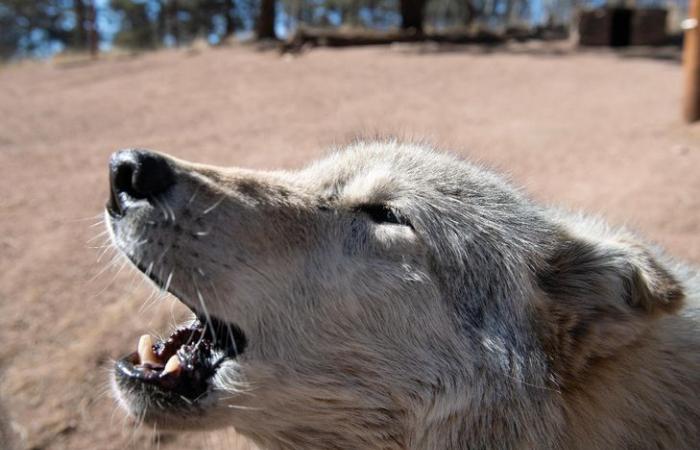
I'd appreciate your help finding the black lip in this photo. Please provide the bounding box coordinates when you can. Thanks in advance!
[115,317,245,400]
[115,320,224,400]
[115,352,217,399]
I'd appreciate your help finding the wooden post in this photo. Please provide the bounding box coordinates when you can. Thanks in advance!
[683,0,700,122]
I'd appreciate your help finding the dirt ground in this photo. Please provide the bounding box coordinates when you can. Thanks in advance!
[1,41,699,450]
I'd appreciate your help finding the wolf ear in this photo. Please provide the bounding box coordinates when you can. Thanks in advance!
[535,234,684,381]
[538,237,684,315]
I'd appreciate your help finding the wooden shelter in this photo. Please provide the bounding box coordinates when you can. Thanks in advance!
[578,7,668,46]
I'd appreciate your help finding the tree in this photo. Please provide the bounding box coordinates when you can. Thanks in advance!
[0,0,73,59]
[256,0,277,39]
[109,0,240,49]
[74,0,99,56]
[111,0,158,49]
[86,0,99,56]
[399,0,426,33]
[74,0,87,49]
[463,0,479,26]
[198,0,238,37]
[168,0,181,45]
[224,0,236,36]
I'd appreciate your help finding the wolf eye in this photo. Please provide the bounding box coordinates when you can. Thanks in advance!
[356,204,410,226]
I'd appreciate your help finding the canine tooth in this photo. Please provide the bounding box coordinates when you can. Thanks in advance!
[163,355,181,375]
[138,334,160,365]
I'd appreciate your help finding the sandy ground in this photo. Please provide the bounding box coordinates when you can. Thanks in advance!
[1,41,699,449]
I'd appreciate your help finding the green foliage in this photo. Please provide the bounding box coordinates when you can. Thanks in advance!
[110,0,239,49]
[0,0,73,59]
[111,0,158,48]
[276,0,400,29]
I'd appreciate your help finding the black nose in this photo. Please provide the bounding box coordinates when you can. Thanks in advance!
[107,149,175,216]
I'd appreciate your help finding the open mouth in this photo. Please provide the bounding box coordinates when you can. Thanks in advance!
[110,253,249,403]
[113,256,247,402]
[115,313,246,401]
[112,263,248,405]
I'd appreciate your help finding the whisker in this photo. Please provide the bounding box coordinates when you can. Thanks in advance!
[144,261,155,279]
[91,257,129,297]
[188,185,201,206]
[192,275,216,344]
[193,228,211,237]
[154,242,172,266]
[207,278,240,356]
[163,270,174,293]
[87,229,110,244]
[202,196,225,215]
[138,266,166,314]
[153,193,176,223]
[154,422,161,450]
[88,238,113,250]
[226,404,262,411]
[150,196,170,222]
[67,213,104,223]
[137,240,152,249]
[96,243,116,263]
[165,201,176,223]
[90,252,123,282]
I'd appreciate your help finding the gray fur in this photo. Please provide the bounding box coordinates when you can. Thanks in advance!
[108,140,700,449]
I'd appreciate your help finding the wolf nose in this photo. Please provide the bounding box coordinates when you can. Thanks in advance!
[108,149,175,215]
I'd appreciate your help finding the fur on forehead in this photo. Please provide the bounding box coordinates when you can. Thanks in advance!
[341,166,406,205]
[299,140,519,205]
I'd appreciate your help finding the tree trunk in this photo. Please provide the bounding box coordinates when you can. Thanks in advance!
[224,0,235,37]
[399,0,426,33]
[256,0,277,39]
[86,0,98,58]
[463,0,478,26]
[366,0,376,26]
[348,0,360,27]
[170,0,181,46]
[74,0,87,49]
[157,0,167,44]
[504,0,520,27]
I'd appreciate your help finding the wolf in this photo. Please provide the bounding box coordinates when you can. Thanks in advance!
[106,140,700,449]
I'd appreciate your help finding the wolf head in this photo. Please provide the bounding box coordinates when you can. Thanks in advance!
[107,141,685,449]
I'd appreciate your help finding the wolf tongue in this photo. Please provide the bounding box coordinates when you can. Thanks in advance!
[138,334,162,366]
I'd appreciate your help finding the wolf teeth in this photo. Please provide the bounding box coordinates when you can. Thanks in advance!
[163,355,181,375]
[138,334,161,366]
